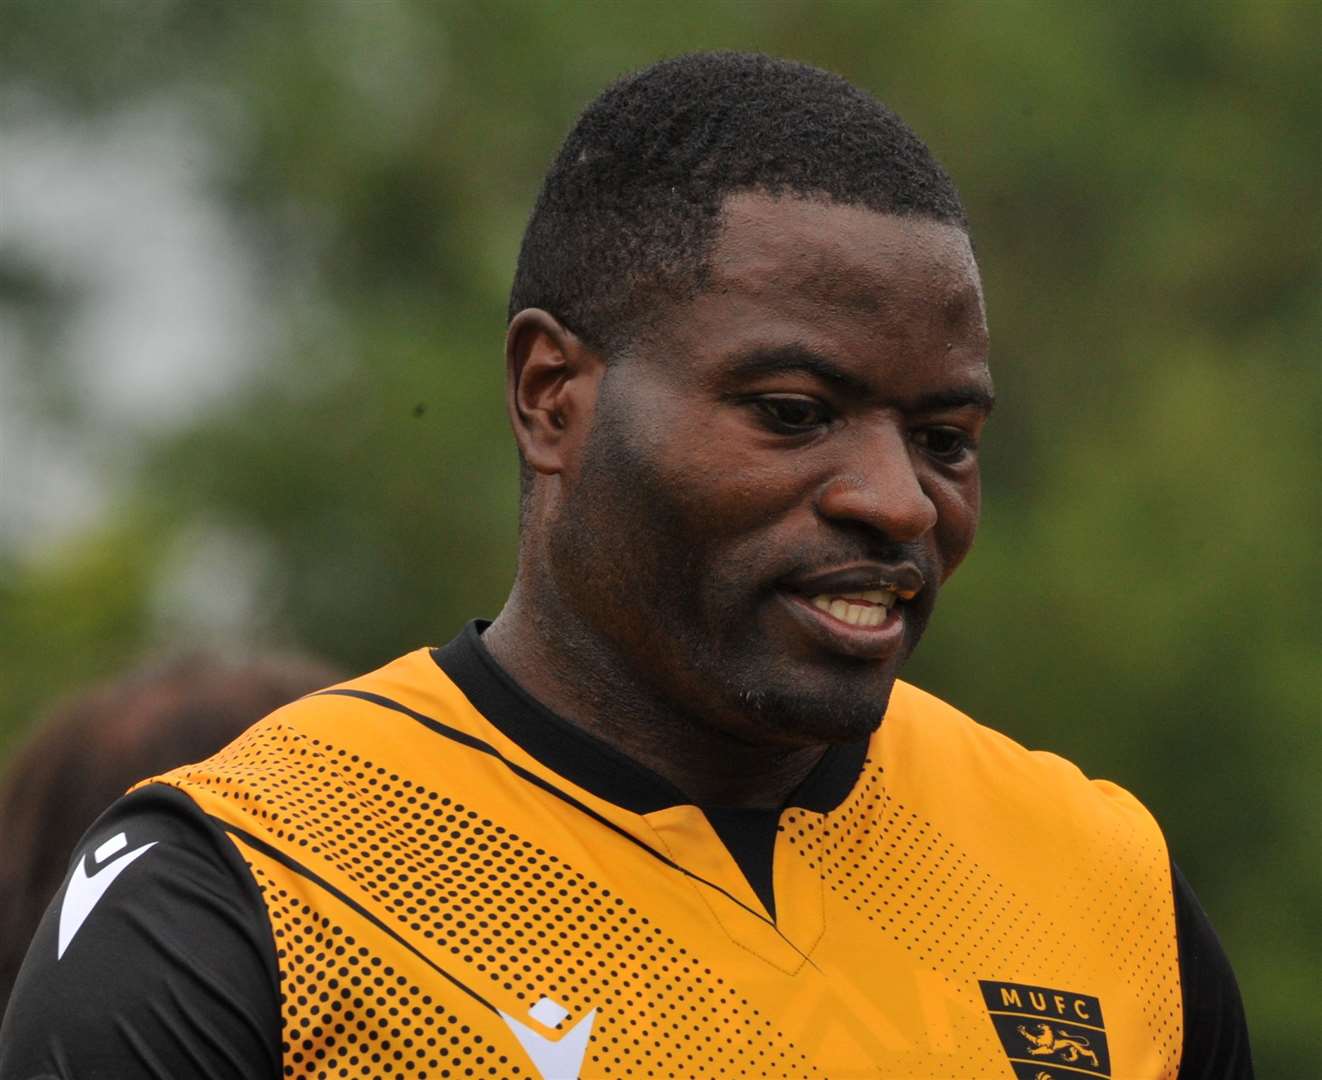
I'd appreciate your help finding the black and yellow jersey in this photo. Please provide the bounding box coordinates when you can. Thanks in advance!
[0,622,1251,1079]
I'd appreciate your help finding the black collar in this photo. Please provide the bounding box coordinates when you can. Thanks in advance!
[431,620,868,817]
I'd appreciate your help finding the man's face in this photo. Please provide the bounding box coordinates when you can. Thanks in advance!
[546,193,992,747]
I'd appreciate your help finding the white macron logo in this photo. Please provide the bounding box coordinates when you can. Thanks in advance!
[58,831,157,959]
[499,996,596,1080]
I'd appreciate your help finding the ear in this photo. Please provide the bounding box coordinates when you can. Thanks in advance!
[505,308,606,482]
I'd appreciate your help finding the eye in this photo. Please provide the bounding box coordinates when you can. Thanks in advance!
[752,395,833,434]
[913,426,976,463]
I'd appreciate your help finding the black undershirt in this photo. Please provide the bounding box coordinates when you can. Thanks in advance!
[702,807,781,917]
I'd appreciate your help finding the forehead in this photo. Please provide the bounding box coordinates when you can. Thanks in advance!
[706,192,986,332]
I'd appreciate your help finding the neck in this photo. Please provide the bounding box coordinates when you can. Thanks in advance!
[482,580,828,810]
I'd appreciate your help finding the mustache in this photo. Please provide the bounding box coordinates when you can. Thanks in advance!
[778,540,937,584]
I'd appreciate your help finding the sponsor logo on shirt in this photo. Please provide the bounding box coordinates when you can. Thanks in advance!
[979,979,1111,1079]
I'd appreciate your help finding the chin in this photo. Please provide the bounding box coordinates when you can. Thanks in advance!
[734,671,895,746]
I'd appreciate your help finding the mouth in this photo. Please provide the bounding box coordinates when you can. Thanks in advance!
[805,585,912,627]
[776,564,925,661]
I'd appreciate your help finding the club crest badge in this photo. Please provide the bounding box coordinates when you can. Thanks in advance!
[979,980,1110,1078]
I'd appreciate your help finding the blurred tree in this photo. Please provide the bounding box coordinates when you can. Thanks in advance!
[1,1,1317,1072]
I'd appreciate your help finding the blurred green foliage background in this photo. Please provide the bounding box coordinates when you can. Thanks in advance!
[1,1,1317,1073]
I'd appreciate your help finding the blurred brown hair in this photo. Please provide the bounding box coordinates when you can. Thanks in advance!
[0,651,342,1012]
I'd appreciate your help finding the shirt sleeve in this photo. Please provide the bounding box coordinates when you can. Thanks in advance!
[0,783,281,1080]
[1172,859,1254,1079]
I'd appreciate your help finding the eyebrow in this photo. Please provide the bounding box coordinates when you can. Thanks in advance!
[912,386,997,414]
[720,344,996,414]
[721,345,872,396]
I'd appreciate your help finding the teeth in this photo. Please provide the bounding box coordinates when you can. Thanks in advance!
[811,588,898,608]
[856,589,894,605]
[807,590,898,628]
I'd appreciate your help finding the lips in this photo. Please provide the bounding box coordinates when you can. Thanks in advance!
[782,562,926,602]
[776,562,926,660]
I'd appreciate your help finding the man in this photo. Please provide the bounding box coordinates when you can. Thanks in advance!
[1,52,1250,1079]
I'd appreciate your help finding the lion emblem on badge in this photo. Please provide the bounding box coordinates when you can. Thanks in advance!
[1019,1022,1101,1068]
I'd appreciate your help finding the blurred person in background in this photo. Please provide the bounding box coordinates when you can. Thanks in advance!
[0,651,341,1015]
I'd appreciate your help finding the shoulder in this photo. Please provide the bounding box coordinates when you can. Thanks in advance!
[162,646,469,771]
[131,648,502,927]
[880,678,1157,833]
[0,784,280,1079]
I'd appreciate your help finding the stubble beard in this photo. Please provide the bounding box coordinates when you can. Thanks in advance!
[548,389,896,750]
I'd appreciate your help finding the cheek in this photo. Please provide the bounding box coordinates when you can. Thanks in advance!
[931,472,981,581]
[653,419,799,536]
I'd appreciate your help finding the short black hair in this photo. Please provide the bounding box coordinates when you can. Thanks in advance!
[509,51,967,355]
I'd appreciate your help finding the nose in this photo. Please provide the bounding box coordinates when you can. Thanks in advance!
[814,425,937,542]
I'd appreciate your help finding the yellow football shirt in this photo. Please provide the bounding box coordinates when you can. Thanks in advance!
[142,622,1186,1079]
